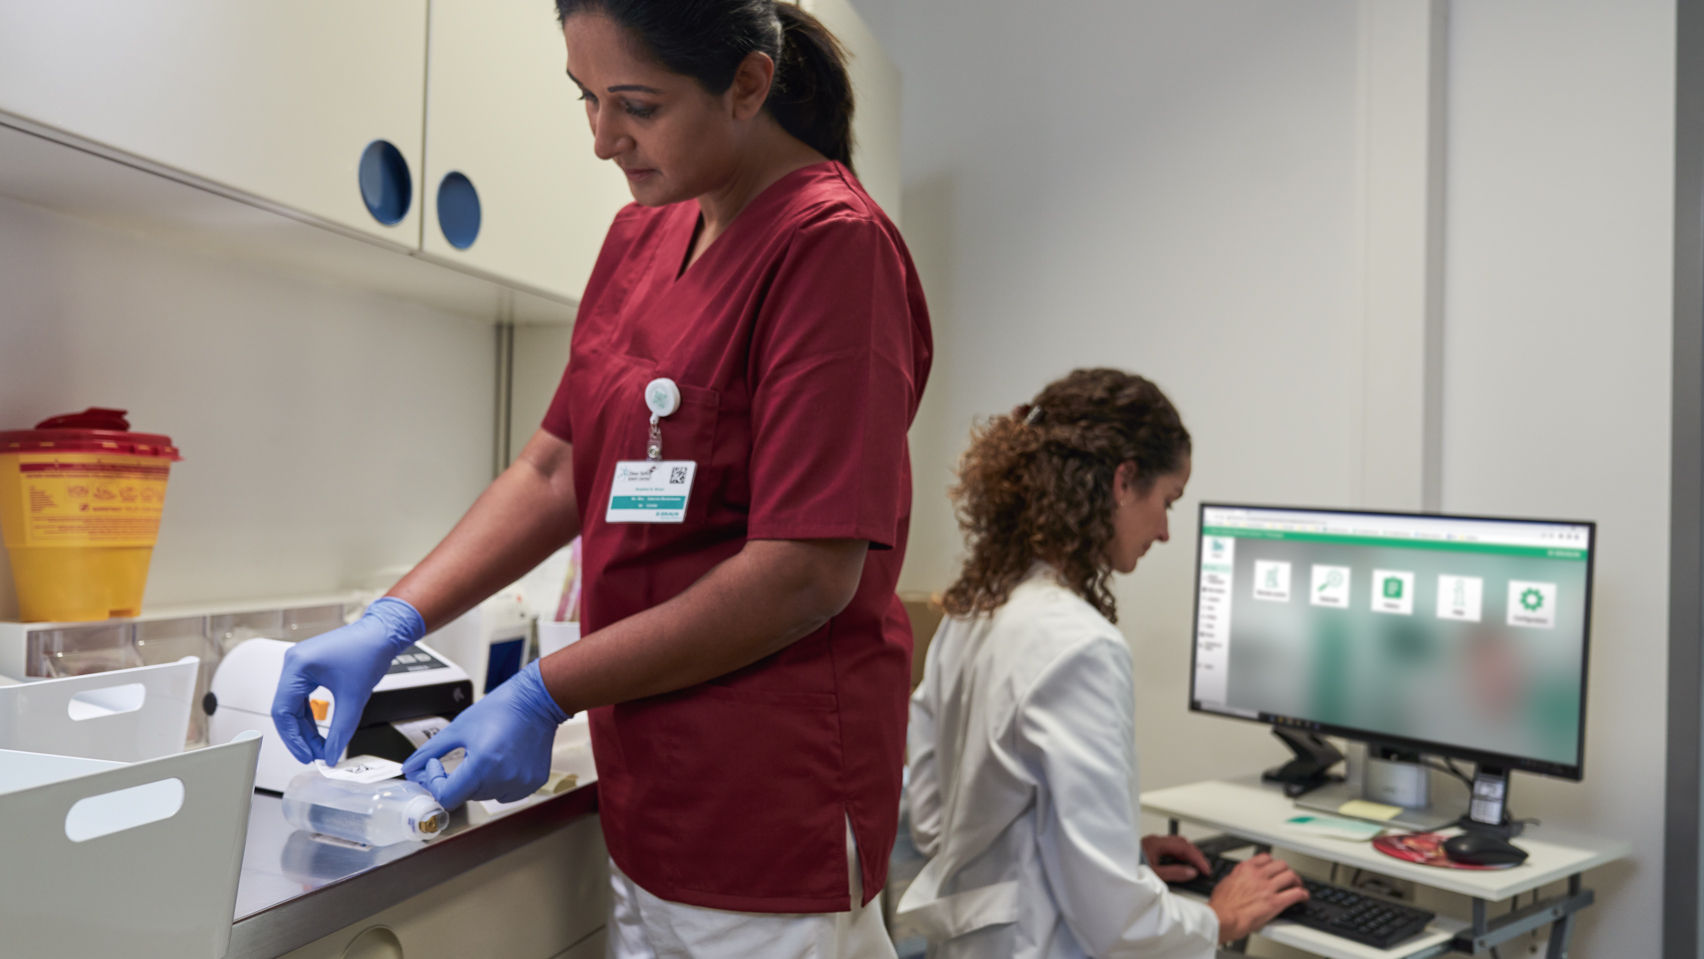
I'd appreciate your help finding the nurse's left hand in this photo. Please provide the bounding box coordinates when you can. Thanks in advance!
[1143,833,1213,882]
[402,660,570,809]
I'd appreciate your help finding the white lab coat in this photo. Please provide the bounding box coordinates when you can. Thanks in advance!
[897,567,1219,958]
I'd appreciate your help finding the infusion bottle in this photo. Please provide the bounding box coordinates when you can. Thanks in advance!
[282,770,448,847]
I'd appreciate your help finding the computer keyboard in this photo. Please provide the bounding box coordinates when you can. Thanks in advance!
[1170,854,1436,951]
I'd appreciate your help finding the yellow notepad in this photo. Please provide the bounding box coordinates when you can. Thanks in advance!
[1338,799,1404,821]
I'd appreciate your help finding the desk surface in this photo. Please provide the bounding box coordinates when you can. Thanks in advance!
[1141,777,1631,902]
[226,719,599,958]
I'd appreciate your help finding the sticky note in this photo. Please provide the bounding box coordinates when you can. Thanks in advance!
[1338,799,1405,821]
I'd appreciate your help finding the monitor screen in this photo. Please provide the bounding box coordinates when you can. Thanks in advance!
[1190,504,1594,779]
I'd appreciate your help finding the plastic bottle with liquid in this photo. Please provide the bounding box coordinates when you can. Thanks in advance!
[282,770,448,846]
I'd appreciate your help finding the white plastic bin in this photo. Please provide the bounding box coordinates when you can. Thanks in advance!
[0,731,261,958]
[0,657,198,761]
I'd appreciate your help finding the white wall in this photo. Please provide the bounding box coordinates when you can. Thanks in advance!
[1440,0,1676,951]
[885,0,1674,955]
[847,0,897,48]
[0,194,496,615]
[512,323,574,459]
[888,0,1364,781]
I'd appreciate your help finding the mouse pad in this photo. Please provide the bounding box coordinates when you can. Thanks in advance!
[1373,832,1517,870]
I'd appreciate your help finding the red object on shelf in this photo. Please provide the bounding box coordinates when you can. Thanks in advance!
[1373,832,1513,870]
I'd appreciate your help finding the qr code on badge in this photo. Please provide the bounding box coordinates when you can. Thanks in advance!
[670,466,688,484]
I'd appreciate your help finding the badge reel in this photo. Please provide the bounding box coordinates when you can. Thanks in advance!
[606,377,698,524]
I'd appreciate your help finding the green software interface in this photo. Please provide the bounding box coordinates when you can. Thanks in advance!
[1191,505,1592,773]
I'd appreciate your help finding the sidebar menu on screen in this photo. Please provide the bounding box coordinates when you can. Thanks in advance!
[1194,533,1234,704]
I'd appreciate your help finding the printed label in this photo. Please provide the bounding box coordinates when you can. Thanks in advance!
[392,716,451,750]
[15,454,170,547]
[316,756,405,784]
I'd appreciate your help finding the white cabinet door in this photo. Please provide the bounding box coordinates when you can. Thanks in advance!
[797,0,903,222]
[421,1,634,305]
[0,2,428,247]
[278,814,610,959]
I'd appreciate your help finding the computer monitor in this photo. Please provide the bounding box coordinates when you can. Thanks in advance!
[1189,504,1595,804]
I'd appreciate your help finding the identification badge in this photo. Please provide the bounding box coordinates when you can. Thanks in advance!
[606,460,696,523]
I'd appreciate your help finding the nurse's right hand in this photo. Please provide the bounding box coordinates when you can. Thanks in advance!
[400,659,570,809]
[1208,853,1310,942]
[270,596,426,765]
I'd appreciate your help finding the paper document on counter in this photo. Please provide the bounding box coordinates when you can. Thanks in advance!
[1286,813,1389,841]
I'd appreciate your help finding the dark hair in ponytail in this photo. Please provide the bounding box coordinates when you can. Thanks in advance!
[770,5,854,169]
[941,369,1192,622]
[554,0,855,170]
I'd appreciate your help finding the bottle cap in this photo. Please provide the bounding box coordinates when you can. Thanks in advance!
[406,795,448,839]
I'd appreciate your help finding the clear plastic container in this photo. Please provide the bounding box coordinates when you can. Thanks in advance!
[35,623,142,678]
[281,771,448,847]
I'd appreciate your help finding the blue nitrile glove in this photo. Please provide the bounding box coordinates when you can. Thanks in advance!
[402,660,569,809]
[270,597,426,765]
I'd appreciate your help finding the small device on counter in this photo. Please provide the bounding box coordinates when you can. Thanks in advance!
[205,637,473,792]
[423,591,535,698]
[1443,763,1529,865]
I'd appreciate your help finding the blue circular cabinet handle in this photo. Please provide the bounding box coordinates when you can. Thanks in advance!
[357,140,412,226]
[437,172,482,250]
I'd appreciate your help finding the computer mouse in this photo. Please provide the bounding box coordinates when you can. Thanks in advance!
[1443,832,1529,867]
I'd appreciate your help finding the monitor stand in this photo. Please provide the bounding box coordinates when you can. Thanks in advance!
[1260,727,1344,797]
[1293,748,1459,832]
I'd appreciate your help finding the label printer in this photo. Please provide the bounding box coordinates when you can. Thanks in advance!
[205,637,472,793]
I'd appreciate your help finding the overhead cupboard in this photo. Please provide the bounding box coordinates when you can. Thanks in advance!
[0,1,628,308]
[0,0,900,321]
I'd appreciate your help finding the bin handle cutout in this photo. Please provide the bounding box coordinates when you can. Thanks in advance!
[67,682,146,721]
[64,777,185,842]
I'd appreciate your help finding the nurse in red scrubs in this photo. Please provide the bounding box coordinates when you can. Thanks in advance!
[271,0,930,954]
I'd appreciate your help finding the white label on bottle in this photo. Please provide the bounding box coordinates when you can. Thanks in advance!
[316,756,404,784]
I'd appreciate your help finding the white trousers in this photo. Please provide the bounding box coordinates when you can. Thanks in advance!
[606,819,898,959]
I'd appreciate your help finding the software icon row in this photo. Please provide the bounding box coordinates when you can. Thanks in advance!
[1251,561,1557,628]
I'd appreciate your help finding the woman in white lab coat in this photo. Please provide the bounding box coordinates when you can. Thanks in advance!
[899,368,1308,958]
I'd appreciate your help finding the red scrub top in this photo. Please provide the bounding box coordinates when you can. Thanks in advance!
[541,162,932,913]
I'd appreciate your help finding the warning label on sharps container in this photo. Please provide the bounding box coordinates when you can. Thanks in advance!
[15,455,170,548]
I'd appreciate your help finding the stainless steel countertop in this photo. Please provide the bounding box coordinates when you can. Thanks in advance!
[225,729,599,959]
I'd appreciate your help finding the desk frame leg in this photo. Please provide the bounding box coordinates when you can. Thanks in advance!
[1542,875,1583,959]
[1457,875,1591,956]
[1545,910,1575,959]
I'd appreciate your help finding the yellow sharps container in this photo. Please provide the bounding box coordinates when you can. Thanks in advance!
[0,408,182,621]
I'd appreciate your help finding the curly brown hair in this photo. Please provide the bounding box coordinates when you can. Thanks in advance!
[941,368,1192,622]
